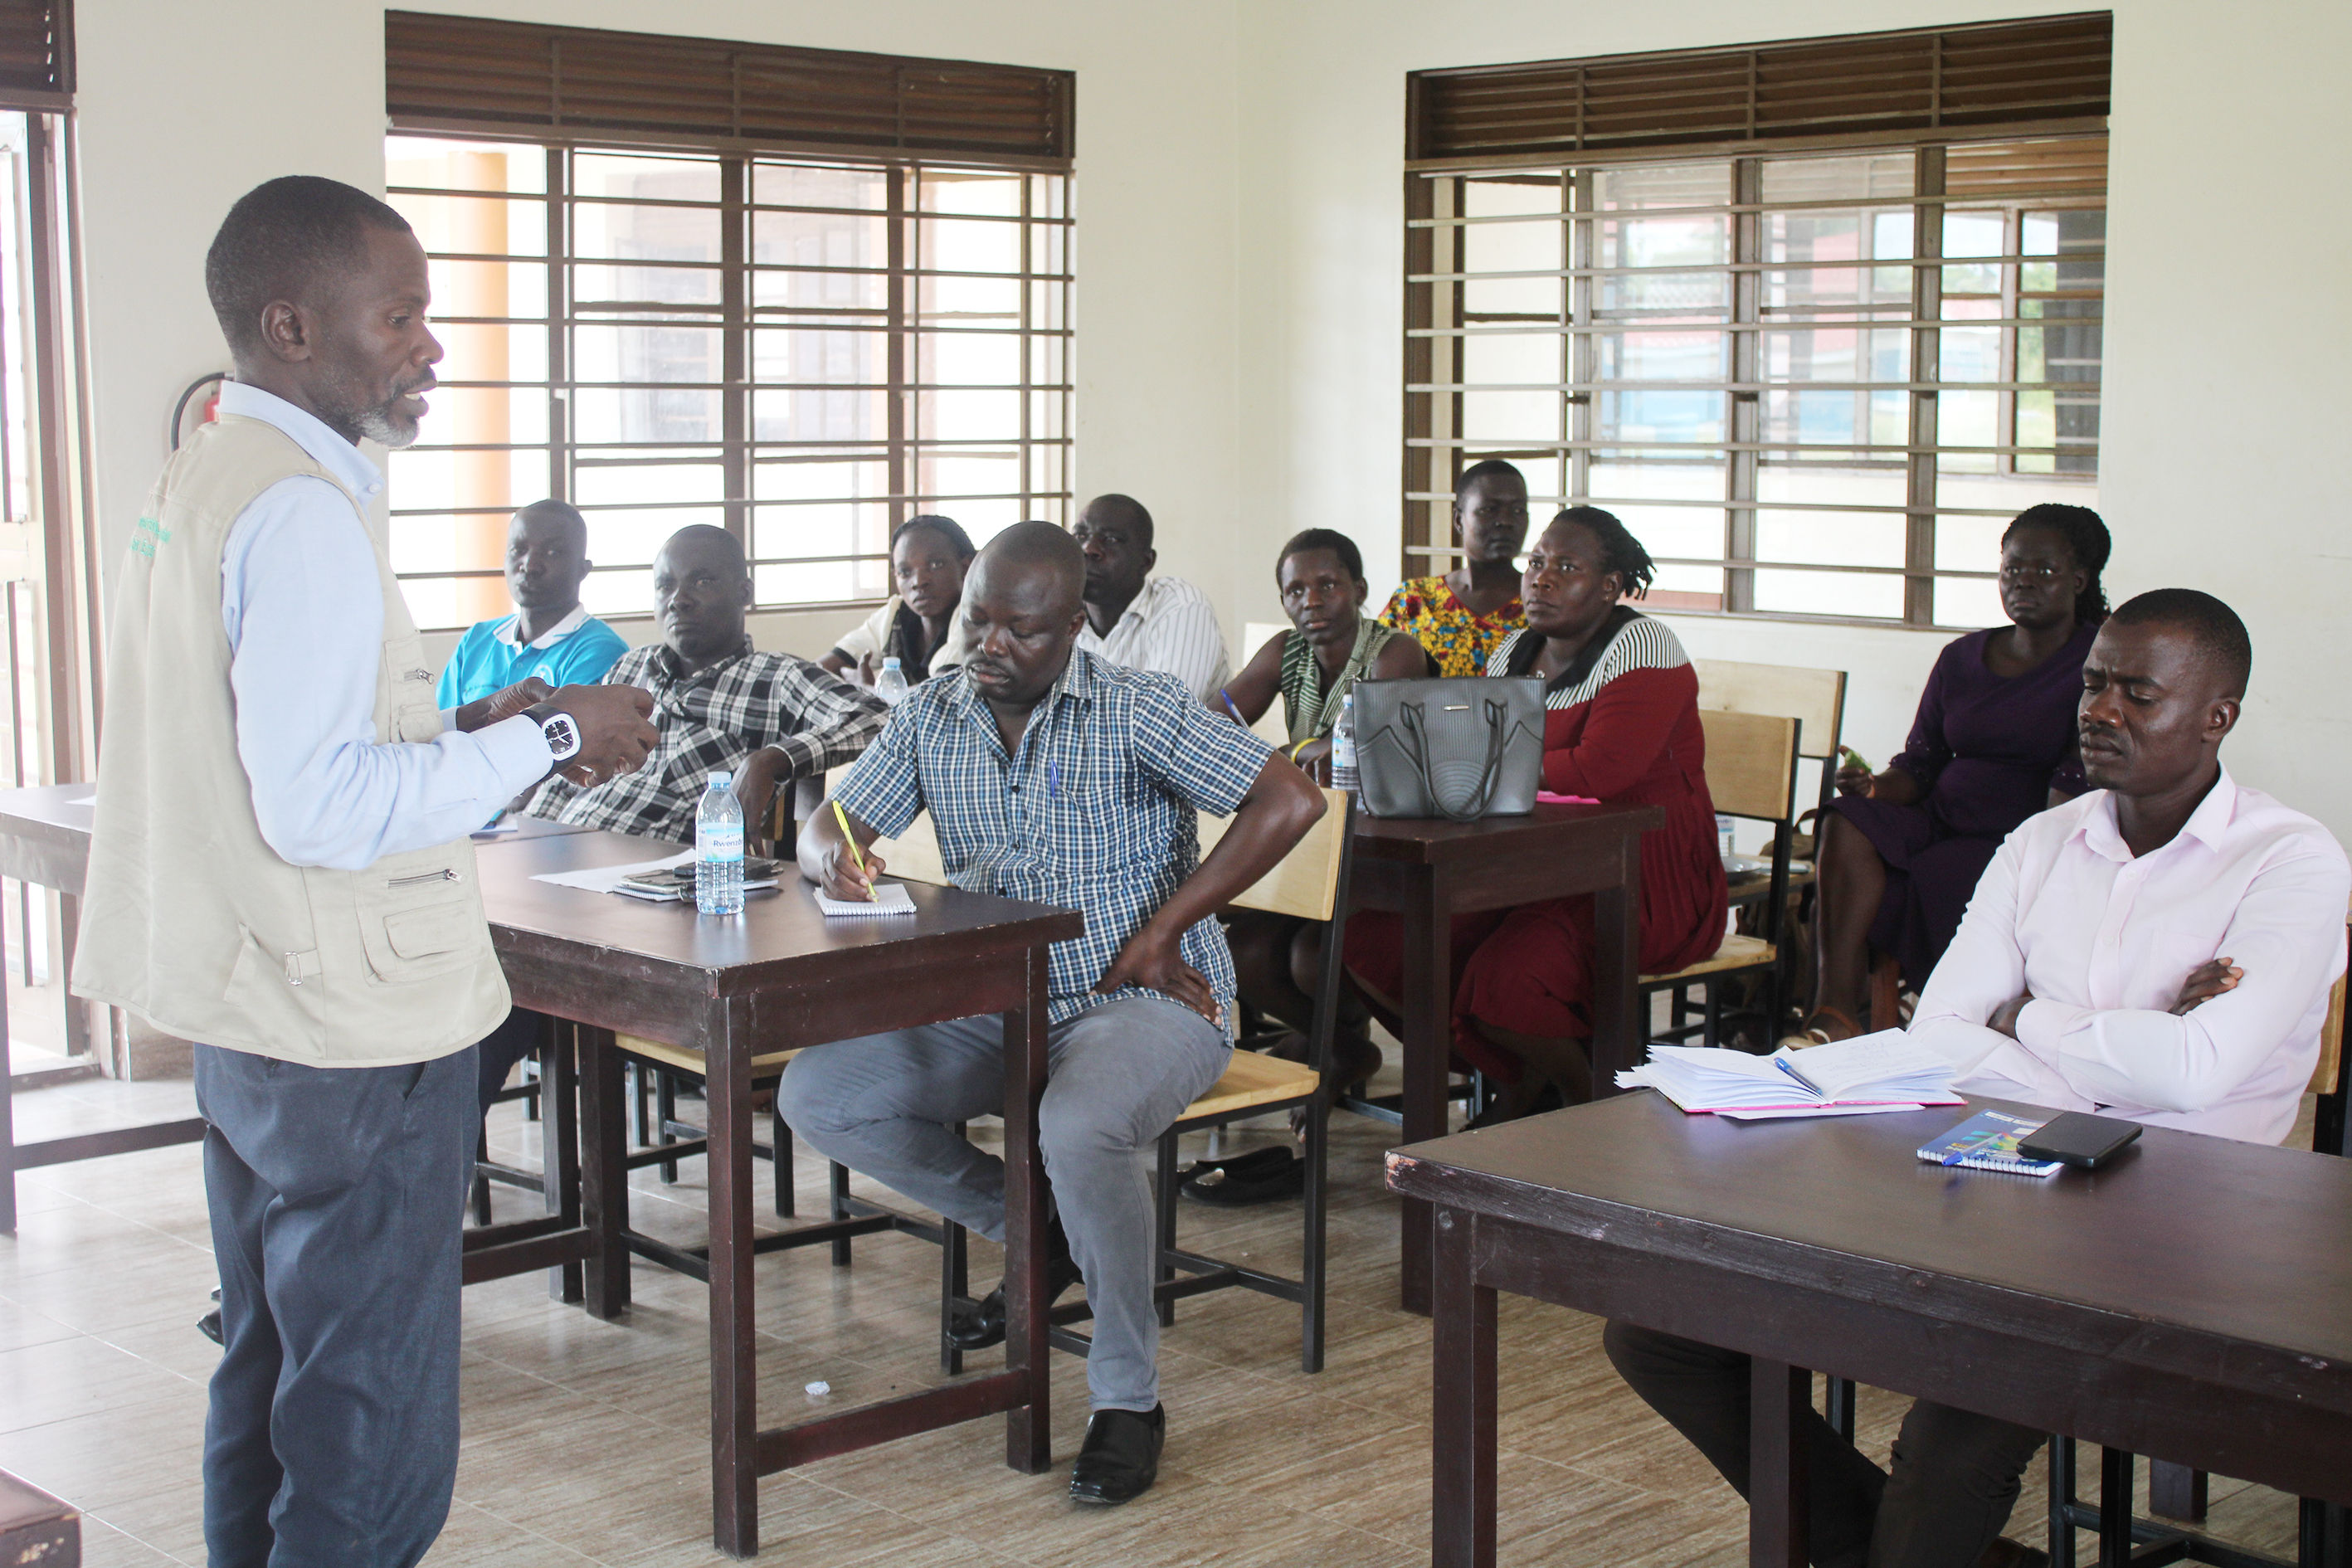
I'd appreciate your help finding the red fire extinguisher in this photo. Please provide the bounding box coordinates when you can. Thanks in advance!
[168,371,227,451]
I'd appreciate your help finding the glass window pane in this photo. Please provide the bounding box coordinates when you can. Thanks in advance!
[1462,174,1563,218]
[1597,388,1720,446]
[1462,332,1559,386]
[1600,330,1725,382]
[1755,509,1905,570]
[1461,389,1559,443]
[919,171,1022,215]
[753,162,887,210]
[580,566,655,618]
[921,331,1022,387]
[752,386,889,445]
[573,153,721,204]
[919,217,1023,275]
[1754,568,1903,619]
[923,388,1020,440]
[1934,575,2005,629]
[1461,219,1561,276]
[752,459,889,504]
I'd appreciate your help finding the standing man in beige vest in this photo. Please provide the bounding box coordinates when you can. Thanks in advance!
[72,177,656,1568]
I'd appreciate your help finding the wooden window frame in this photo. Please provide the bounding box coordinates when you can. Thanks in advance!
[1401,15,2110,629]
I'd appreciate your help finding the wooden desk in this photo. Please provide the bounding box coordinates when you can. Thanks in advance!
[1390,1091,2352,1567]
[0,785,592,1280]
[1347,801,1661,1314]
[476,830,1083,1560]
[0,782,205,1233]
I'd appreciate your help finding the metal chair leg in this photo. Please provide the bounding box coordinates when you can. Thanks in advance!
[771,1113,793,1219]
[469,1122,493,1225]
[2098,1449,2135,1568]
[1823,1375,1855,1442]
[655,1069,679,1183]
[1302,1089,1328,1373]
[1153,1127,1180,1330]
[939,1217,967,1376]
[828,1161,853,1267]
[2048,1437,2077,1568]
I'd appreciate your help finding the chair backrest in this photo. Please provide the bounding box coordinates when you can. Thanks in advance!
[1693,659,1846,764]
[818,768,1351,921]
[1198,786,1352,922]
[1697,709,1800,825]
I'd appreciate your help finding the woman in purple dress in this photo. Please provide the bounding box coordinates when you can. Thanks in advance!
[1799,504,2111,1040]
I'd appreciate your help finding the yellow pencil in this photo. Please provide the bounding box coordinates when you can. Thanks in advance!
[830,799,875,900]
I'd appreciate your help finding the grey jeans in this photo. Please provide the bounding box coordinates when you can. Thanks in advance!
[777,994,1232,1412]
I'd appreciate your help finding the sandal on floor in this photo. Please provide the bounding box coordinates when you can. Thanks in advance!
[1778,1003,1863,1050]
[1181,1146,1304,1206]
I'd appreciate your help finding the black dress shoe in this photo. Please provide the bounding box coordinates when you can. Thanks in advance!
[197,1286,223,1346]
[1069,1405,1164,1505]
[948,1218,1077,1352]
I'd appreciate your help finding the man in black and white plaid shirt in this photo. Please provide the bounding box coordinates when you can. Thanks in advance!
[526,524,889,844]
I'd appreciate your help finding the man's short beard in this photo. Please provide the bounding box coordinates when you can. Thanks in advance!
[353,400,421,449]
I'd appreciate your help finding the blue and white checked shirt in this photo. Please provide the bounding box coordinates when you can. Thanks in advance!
[835,648,1274,1025]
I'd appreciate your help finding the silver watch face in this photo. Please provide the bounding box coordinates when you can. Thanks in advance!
[540,712,582,762]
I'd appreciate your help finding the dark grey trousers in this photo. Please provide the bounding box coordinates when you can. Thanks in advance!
[194,1041,480,1568]
[1603,1322,2048,1568]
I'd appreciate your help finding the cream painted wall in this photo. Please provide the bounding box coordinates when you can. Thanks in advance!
[66,1,2352,835]
[71,0,1244,668]
[1235,0,2352,836]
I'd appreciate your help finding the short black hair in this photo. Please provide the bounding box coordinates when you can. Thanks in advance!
[2106,589,2252,698]
[205,176,414,360]
[1454,459,1525,503]
[1079,493,1154,550]
[2004,503,2112,625]
[1550,505,1656,600]
[1276,528,1364,582]
[513,498,587,553]
[892,513,976,561]
[661,523,747,577]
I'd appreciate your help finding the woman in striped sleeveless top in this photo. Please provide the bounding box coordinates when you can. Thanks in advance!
[1219,529,1431,1096]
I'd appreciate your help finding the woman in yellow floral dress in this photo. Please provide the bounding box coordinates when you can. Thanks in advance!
[1379,459,1531,677]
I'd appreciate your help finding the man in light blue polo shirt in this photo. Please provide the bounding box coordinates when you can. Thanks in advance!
[435,499,628,708]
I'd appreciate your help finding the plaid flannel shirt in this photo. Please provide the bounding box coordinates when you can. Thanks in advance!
[528,637,888,843]
[835,649,1274,1025]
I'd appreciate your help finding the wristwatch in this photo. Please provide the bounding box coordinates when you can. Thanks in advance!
[523,703,582,774]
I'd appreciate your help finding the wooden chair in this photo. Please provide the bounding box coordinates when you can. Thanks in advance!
[1638,710,1802,1049]
[878,786,1356,1374]
[1692,657,1848,842]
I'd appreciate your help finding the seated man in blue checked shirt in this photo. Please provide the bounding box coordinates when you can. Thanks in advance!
[786,520,1326,1507]
[481,523,889,1111]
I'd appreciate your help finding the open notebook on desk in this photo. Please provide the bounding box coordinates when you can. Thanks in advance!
[1618,1030,1962,1118]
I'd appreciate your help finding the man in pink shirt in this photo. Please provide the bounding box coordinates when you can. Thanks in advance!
[1605,589,2350,1568]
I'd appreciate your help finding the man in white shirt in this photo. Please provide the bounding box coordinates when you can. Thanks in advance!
[1072,493,1231,703]
[76,177,656,1568]
[1603,590,2350,1568]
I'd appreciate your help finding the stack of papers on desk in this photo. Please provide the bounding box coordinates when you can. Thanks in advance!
[1617,1030,1963,1118]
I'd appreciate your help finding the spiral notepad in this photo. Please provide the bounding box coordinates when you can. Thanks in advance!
[814,882,915,918]
[1916,1108,2064,1176]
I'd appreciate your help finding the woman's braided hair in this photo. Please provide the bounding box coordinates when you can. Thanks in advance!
[1553,505,1656,600]
[2004,503,2111,625]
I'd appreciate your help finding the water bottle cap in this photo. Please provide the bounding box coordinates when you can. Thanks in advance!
[882,657,902,670]
[709,771,733,788]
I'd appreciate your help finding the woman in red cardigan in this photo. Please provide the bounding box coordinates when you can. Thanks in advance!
[1346,506,1728,1122]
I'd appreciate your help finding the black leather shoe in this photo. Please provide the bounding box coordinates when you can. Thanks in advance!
[1069,1404,1164,1505]
[197,1286,222,1346]
[948,1219,1077,1352]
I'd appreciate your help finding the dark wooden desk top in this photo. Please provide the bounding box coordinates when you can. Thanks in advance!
[1390,1089,2352,1408]
[478,830,1084,999]
[1349,800,1663,865]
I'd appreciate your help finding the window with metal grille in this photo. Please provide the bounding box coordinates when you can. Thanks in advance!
[1403,16,2108,626]
[381,17,1073,631]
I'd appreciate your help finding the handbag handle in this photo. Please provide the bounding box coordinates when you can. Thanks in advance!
[1397,697,1516,823]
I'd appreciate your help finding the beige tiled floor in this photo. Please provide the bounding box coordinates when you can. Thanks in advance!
[0,1062,2315,1565]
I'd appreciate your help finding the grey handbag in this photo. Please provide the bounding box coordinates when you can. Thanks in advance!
[1352,676,1547,821]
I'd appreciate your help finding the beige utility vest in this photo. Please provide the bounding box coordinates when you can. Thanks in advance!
[71,413,511,1065]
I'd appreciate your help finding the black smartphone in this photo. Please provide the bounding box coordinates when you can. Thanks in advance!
[2016,1112,2143,1169]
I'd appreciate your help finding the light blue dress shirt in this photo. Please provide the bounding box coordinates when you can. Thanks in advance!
[214,382,552,870]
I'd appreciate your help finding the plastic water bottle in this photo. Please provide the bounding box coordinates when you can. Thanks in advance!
[695,772,745,915]
[1717,813,1736,863]
[874,656,908,706]
[1329,692,1360,802]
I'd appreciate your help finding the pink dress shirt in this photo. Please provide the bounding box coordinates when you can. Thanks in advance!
[1909,769,2349,1146]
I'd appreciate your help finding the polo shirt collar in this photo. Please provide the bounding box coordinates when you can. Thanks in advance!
[216,382,385,506]
[496,605,591,650]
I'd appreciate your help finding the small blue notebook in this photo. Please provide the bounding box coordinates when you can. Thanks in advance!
[1916,1108,2066,1176]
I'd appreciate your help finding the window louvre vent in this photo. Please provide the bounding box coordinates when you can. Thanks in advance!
[386,12,1073,167]
[1409,13,2109,165]
[0,0,70,109]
